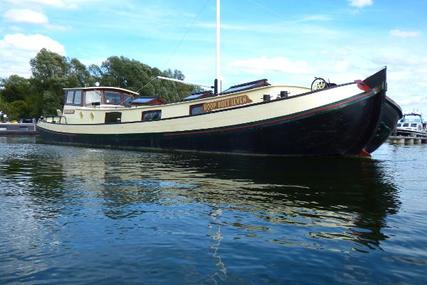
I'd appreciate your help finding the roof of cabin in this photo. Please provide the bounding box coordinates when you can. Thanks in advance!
[63,86,139,96]
[184,90,214,101]
[131,97,164,104]
[222,79,270,94]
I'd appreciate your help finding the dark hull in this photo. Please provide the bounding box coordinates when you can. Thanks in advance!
[38,89,385,156]
[365,96,402,153]
[362,67,402,153]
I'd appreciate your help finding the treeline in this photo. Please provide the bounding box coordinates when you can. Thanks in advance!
[0,49,195,120]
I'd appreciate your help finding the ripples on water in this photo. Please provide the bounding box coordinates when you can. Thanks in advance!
[0,136,426,284]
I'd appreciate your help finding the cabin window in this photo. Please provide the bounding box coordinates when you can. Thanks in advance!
[105,112,122,124]
[411,123,417,127]
[66,91,74,104]
[190,104,204,116]
[104,91,122,105]
[403,123,409,127]
[142,110,162,121]
[397,124,401,127]
[123,95,133,107]
[85,90,102,105]
[73,90,82,105]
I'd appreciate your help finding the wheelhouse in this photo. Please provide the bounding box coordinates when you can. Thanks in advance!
[64,87,139,107]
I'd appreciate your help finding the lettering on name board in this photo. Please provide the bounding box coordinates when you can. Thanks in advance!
[202,95,252,112]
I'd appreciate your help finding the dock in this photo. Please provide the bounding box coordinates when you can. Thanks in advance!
[389,136,427,145]
[0,123,37,136]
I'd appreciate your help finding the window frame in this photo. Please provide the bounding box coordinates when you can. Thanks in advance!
[104,112,122,124]
[141,110,162,121]
[103,91,123,105]
[189,104,204,116]
[84,90,102,106]
[65,91,75,105]
[64,90,84,106]
[73,90,82,106]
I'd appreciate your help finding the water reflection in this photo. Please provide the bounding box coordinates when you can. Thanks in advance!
[167,153,400,250]
[0,143,65,219]
[0,142,400,252]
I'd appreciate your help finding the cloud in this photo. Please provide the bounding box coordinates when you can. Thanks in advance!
[0,33,64,53]
[6,0,68,8]
[390,29,420,38]
[349,0,373,8]
[4,0,96,9]
[0,33,65,77]
[229,56,313,75]
[4,9,48,25]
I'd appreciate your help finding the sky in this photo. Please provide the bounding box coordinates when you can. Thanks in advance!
[0,0,426,114]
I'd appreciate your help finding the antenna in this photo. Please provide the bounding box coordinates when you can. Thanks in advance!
[214,0,222,95]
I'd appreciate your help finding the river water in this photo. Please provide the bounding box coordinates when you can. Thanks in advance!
[0,137,426,284]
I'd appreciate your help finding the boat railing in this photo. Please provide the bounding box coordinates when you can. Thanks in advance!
[42,115,68,124]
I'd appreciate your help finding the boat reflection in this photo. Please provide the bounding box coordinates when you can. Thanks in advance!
[54,149,400,249]
[166,153,400,250]
[0,144,400,251]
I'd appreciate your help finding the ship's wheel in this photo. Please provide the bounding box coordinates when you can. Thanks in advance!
[311,77,328,91]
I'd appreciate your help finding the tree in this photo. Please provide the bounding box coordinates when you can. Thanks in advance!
[8,100,29,121]
[68,58,94,87]
[0,75,31,102]
[30,48,68,83]
[95,56,194,102]
[29,49,96,116]
[2,49,195,119]
[41,90,61,116]
[98,56,152,89]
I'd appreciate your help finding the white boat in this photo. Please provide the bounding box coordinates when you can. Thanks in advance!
[36,1,398,156]
[396,113,427,137]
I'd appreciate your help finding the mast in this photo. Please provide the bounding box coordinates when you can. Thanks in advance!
[214,0,222,95]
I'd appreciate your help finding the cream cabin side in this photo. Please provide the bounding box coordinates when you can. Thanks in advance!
[54,83,309,125]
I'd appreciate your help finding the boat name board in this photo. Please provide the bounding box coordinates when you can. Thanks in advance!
[64,109,75,114]
[203,95,252,112]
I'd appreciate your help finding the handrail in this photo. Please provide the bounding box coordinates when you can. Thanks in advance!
[42,115,68,124]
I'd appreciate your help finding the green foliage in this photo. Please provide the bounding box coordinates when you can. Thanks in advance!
[0,95,8,117]
[0,49,195,119]
[42,90,62,116]
[8,100,29,121]
[1,75,31,102]
[30,49,68,82]
[94,56,194,103]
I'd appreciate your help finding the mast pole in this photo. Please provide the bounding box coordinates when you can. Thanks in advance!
[215,0,221,95]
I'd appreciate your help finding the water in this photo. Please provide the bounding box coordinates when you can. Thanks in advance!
[0,137,426,284]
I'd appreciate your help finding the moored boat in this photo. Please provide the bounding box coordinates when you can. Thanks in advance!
[37,69,389,156]
[395,113,427,137]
